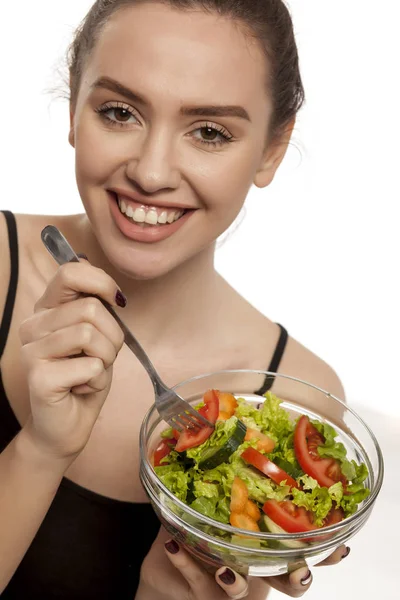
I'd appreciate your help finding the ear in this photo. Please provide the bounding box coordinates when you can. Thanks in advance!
[253,119,295,188]
[68,104,75,148]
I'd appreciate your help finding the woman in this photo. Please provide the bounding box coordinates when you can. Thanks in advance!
[0,1,349,598]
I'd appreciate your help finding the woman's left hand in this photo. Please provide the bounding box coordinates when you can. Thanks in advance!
[136,526,350,599]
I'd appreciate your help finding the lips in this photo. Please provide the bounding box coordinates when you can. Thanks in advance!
[108,191,195,243]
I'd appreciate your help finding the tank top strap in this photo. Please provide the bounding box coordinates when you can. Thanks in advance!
[0,210,19,359]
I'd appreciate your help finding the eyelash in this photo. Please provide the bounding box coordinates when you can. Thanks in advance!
[94,102,234,147]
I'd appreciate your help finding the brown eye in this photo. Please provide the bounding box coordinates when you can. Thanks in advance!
[114,108,132,122]
[201,127,218,141]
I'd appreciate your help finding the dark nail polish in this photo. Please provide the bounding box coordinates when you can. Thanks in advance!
[300,570,312,586]
[77,253,89,260]
[218,568,236,585]
[341,546,351,560]
[115,290,127,308]
[165,540,179,555]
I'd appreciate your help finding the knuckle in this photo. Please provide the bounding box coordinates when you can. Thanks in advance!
[83,296,101,321]
[90,357,104,376]
[78,322,96,345]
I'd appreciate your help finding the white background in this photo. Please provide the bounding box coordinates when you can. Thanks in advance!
[1,1,398,598]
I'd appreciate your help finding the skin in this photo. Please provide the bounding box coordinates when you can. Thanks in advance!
[0,2,349,597]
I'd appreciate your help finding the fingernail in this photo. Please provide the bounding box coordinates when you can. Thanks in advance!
[165,540,179,555]
[115,290,127,308]
[341,546,351,560]
[218,568,236,585]
[300,570,312,586]
[77,253,89,260]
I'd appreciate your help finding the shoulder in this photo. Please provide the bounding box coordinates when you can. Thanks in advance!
[277,333,345,400]
[0,212,78,321]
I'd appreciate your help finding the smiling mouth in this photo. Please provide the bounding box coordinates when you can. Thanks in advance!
[112,192,189,227]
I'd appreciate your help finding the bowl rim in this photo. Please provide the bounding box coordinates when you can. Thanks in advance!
[140,369,384,541]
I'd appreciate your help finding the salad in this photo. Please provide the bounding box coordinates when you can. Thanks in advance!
[152,390,370,545]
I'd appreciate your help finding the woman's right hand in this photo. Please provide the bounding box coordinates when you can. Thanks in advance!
[18,259,126,461]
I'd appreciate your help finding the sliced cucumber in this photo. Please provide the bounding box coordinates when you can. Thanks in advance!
[197,419,246,470]
[262,515,307,549]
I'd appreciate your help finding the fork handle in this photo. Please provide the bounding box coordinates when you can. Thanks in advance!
[41,225,166,394]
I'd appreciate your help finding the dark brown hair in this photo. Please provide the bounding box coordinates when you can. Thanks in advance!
[68,0,305,139]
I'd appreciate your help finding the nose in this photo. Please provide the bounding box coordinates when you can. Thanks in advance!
[125,127,181,193]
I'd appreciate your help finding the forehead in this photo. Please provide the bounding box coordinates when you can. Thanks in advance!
[84,2,271,113]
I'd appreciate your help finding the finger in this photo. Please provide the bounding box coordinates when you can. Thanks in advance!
[28,356,105,402]
[215,567,249,599]
[315,545,350,566]
[35,262,127,311]
[164,539,214,593]
[20,296,124,353]
[267,567,313,598]
[26,322,118,370]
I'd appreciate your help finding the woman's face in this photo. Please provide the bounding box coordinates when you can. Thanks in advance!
[70,2,283,279]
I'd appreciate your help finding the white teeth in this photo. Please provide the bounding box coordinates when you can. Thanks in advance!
[117,196,185,225]
[145,210,158,225]
[167,212,176,224]
[158,211,168,224]
[133,208,146,223]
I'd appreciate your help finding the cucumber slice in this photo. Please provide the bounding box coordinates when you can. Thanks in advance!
[197,419,246,470]
[262,515,307,549]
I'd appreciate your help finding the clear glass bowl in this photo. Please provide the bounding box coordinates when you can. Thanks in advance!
[139,370,384,577]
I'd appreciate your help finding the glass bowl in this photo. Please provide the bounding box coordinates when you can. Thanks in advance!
[139,370,384,577]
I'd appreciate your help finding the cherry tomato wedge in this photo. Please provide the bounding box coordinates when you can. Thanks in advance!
[241,447,299,489]
[294,416,347,488]
[174,389,218,452]
[153,438,176,466]
[263,499,317,533]
[316,507,345,541]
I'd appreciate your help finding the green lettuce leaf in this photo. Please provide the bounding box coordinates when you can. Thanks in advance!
[160,426,175,439]
[154,463,191,502]
[192,481,220,499]
[291,485,332,526]
[258,393,294,439]
[186,416,239,464]
[189,496,230,523]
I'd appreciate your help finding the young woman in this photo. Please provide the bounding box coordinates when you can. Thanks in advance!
[0,1,349,598]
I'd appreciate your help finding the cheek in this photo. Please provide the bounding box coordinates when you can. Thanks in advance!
[193,149,259,217]
[74,118,128,184]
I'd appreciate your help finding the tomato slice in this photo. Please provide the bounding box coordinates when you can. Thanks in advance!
[263,499,317,533]
[324,507,345,526]
[241,447,299,489]
[294,416,347,488]
[153,438,176,467]
[174,389,218,452]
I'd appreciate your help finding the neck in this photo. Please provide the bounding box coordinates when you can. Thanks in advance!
[74,215,223,346]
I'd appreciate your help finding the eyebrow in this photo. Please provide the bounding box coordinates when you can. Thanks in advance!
[91,76,251,122]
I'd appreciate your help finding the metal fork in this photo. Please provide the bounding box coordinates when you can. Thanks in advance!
[40,225,214,434]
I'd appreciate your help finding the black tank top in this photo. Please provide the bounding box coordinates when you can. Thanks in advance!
[0,210,288,599]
